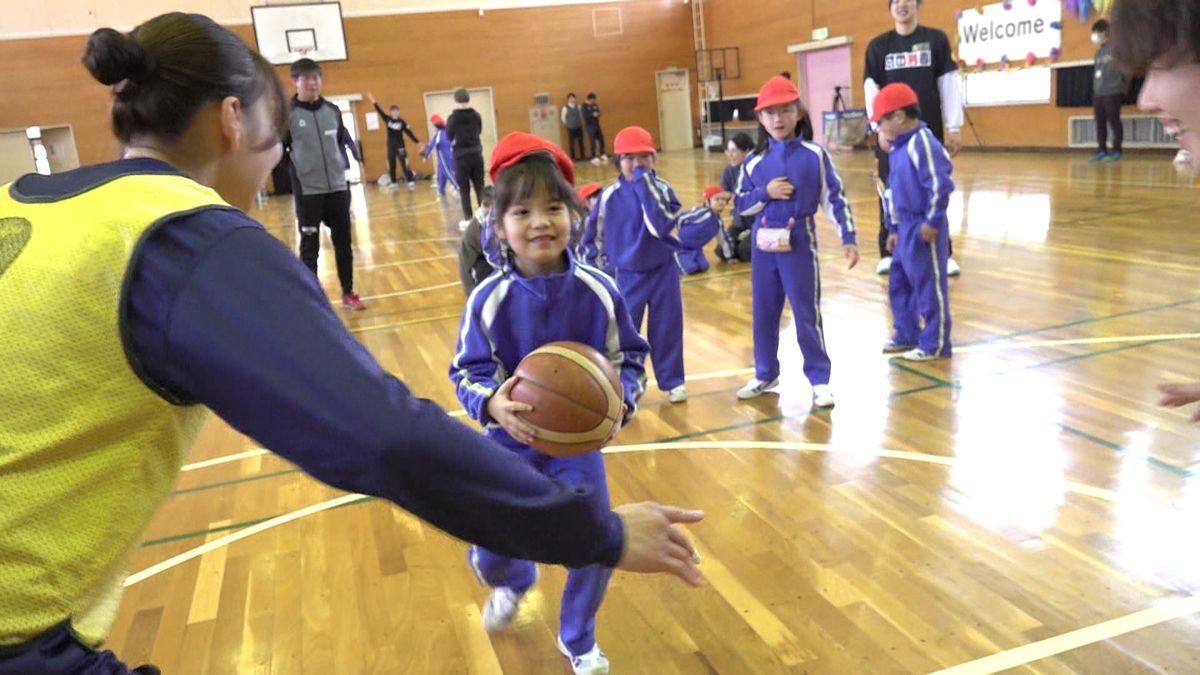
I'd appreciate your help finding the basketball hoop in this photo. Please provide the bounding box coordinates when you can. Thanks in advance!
[294,46,313,58]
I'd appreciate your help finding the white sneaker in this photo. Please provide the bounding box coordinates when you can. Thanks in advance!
[600,154,609,162]
[737,378,779,400]
[1174,149,1192,164]
[811,384,835,409]
[406,181,416,190]
[481,587,524,633]
[590,157,602,165]
[557,636,609,675]
[668,385,688,403]
[881,340,915,354]
[946,257,961,276]
[898,348,945,361]
[876,256,892,275]
[458,219,472,232]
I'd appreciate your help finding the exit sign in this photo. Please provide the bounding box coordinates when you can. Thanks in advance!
[812,27,829,40]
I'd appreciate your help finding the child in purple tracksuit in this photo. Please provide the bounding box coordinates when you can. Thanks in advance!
[579,125,689,403]
[450,132,648,675]
[675,185,734,275]
[734,76,859,408]
[423,114,458,197]
[872,83,954,361]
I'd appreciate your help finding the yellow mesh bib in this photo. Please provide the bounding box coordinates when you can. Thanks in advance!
[0,170,229,646]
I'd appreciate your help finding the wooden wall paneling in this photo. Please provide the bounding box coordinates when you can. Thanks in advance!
[705,0,1141,149]
[0,1,695,180]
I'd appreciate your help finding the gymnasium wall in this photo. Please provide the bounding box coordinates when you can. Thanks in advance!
[701,0,1133,149]
[0,0,622,39]
[0,1,693,177]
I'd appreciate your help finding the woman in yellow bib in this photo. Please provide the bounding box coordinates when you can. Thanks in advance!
[0,13,703,672]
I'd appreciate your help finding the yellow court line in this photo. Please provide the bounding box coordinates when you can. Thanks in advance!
[955,333,1200,354]
[361,280,462,301]
[930,595,1200,674]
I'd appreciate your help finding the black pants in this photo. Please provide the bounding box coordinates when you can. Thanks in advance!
[0,620,159,674]
[875,143,954,258]
[296,190,354,295]
[587,125,605,159]
[1094,93,1123,153]
[567,127,585,160]
[387,140,415,183]
[455,152,486,220]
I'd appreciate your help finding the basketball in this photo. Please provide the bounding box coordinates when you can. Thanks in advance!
[509,341,623,457]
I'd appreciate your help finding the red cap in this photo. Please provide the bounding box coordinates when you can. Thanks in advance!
[578,182,602,201]
[702,185,726,201]
[870,83,919,123]
[613,126,656,155]
[755,75,801,111]
[488,131,576,184]
[430,114,445,127]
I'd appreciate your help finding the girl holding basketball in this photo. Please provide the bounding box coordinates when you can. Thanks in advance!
[449,132,649,675]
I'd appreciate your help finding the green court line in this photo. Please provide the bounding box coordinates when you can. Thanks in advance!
[987,340,1162,377]
[169,469,298,496]
[1058,424,1192,478]
[141,496,374,548]
[887,360,953,386]
[163,338,1170,500]
[149,318,1195,545]
[958,297,1200,348]
[142,516,274,548]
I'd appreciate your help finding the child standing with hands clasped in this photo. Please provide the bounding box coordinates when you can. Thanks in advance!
[734,76,858,407]
[872,82,953,361]
[450,132,651,675]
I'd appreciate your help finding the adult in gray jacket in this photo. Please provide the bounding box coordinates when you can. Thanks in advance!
[1090,19,1130,162]
[287,58,365,310]
[561,92,585,161]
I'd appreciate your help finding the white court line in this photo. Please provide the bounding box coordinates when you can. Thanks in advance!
[178,329,1198,472]
[930,595,1200,674]
[132,439,1158,673]
[955,333,1200,354]
[125,493,365,587]
[180,449,269,472]
[178,409,471,471]
[177,332,1200,472]
[322,254,455,276]
[361,280,461,301]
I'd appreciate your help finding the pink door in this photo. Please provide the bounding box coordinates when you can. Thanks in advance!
[800,45,852,147]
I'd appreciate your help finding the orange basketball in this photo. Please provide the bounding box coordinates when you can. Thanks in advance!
[510,341,624,457]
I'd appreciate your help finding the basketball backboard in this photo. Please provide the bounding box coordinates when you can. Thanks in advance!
[252,2,348,65]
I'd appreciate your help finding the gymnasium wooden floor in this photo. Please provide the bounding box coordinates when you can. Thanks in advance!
[107,148,1200,674]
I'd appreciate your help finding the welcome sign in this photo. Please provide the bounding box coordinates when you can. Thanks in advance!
[957,0,1062,64]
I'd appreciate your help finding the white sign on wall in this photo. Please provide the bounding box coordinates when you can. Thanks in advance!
[957,0,1062,64]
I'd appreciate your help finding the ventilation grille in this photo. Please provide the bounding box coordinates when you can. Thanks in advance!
[1068,114,1176,148]
[592,7,623,37]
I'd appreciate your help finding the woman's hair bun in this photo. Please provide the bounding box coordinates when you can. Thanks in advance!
[82,27,152,87]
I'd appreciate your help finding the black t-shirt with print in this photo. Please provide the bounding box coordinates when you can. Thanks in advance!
[865,25,957,141]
